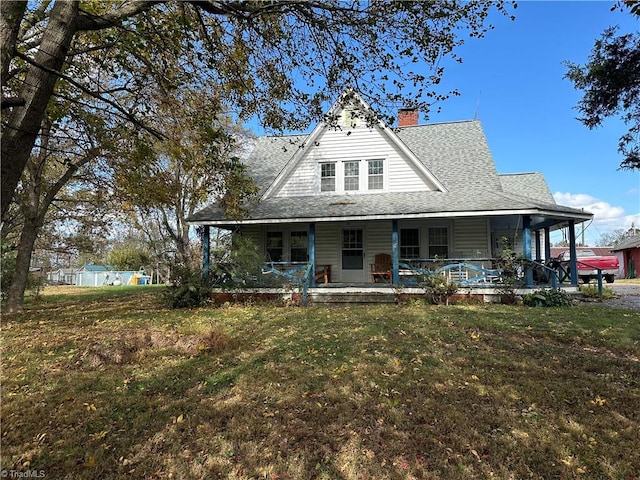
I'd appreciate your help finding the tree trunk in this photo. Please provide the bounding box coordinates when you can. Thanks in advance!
[4,217,41,313]
[1,0,78,218]
[0,0,27,89]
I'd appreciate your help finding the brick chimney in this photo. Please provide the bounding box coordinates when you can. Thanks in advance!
[398,107,419,127]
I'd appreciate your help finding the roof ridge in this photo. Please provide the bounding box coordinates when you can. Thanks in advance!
[396,119,479,128]
[499,172,542,176]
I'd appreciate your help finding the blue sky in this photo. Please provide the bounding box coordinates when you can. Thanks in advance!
[426,0,639,245]
[247,1,639,246]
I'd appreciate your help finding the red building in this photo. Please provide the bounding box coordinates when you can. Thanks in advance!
[611,235,640,279]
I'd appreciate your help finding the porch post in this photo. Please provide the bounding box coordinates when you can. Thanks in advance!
[523,215,533,287]
[568,220,578,285]
[202,225,210,279]
[309,223,316,287]
[535,230,542,262]
[392,220,399,285]
[544,226,551,261]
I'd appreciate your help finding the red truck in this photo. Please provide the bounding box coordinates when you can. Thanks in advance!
[557,249,619,284]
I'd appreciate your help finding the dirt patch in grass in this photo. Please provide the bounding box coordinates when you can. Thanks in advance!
[2,290,639,479]
[72,328,234,370]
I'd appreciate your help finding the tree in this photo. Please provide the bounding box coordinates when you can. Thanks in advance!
[113,87,256,266]
[565,5,640,169]
[1,0,514,219]
[595,224,640,246]
[107,240,151,272]
[2,102,113,312]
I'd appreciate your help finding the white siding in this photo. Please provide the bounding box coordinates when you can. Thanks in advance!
[274,122,438,197]
[242,226,262,250]
[315,223,340,281]
[452,218,490,258]
[239,218,500,283]
[364,221,393,279]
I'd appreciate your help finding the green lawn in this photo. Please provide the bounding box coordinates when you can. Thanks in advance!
[2,287,639,479]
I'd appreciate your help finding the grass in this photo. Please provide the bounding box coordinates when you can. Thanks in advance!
[1,287,639,480]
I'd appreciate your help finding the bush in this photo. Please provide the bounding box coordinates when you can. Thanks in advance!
[522,288,573,307]
[163,265,212,309]
[495,237,523,304]
[579,284,615,299]
[419,274,459,305]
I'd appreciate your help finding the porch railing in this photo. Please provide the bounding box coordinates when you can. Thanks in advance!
[399,258,562,289]
[260,261,314,305]
[576,260,605,296]
[398,258,504,286]
[256,258,575,304]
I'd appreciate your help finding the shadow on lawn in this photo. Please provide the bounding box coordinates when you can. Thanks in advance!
[2,299,640,479]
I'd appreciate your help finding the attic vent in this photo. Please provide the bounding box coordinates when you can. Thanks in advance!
[341,108,360,128]
[398,108,419,127]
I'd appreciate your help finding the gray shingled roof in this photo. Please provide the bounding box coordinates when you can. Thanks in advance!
[499,172,556,204]
[395,120,502,193]
[188,120,591,225]
[190,189,587,224]
[611,234,640,251]
[243,135,305,195]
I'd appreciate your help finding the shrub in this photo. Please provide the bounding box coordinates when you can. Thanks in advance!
[419,274,459,305]
[522,288,573,307]
[163,265,212,309]
[495,237,523,304]
[579,284,615,299]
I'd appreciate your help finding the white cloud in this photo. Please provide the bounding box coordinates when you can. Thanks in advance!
[554,192,624,227]
[553,191,640,244]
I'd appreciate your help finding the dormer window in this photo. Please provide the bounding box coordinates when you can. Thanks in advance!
[344,161,359,191]
[320,162,336,192]
[319,159,385,194]
[368,160,384,190]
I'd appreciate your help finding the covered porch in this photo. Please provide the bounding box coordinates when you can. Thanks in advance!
[199,212,590,303]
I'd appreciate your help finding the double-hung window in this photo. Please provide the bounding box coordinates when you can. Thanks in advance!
[266,232,283,262]
[319,159,385,193]
[400,228,420,259]
[368,159,384,190]
[320,163,336,192]
[290,231,308,262]
[428,227,449,258]
[343,161,359,191]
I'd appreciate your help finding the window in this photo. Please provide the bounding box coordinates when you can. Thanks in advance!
[428,227,449,258]
[290,231,308,262]
[320,163,335,192]
[266,232,283,261]
[343,161,359,191]
[368,160,384,190]
[400,228,420,259]
[319,159,386,193]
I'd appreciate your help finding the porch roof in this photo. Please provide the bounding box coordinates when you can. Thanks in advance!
[188,189,592,226]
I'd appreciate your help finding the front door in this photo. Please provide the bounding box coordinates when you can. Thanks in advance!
[341,228,364,283]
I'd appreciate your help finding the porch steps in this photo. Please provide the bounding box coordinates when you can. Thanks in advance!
[310,290,397,305]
